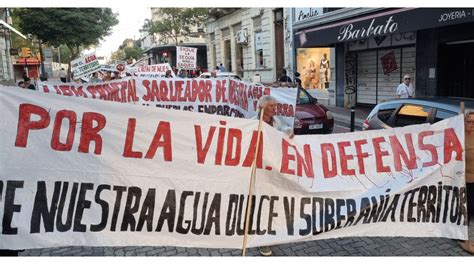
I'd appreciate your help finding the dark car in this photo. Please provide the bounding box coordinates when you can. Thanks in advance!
[363,97,474,130]
[294,88,334,135]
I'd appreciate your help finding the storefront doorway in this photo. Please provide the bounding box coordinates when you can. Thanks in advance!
[438,42,474,99]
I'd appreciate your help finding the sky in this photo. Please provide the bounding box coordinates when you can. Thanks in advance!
[94,6,151,59]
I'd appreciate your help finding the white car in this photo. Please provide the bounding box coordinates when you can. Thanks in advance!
[198,72,241,80]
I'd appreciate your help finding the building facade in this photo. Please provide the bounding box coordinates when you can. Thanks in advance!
[293,8,474,107]
[205,8,288,83]
[142,8,207,70]
[0,8,16,85]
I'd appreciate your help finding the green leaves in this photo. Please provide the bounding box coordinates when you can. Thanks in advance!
[13,8,119,59]
[144,8,208,45]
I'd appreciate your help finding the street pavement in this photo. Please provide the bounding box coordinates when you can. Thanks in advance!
[17,113,474,257]
[18,235,474,256]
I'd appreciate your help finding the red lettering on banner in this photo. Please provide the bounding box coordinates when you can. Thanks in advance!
[15,104,51,147]
[160,80,169,101]
[215,121,226,165]
[78,112,106,155]
[354,139,369,174]
[51,110,77,151]
[123,118,143,158]
[276,103,295,117]
[373,137,390,173]
[444,128,463,163]
[389,133,417,171]
[42,85,50,93]
[280,140,314,178]
[418,131,438,167]
[194,125,216,164]
[242,131,263,169]
[321,143,337,178]
[145,122,172,161]
[338,141,355,175]
[58,85,74,96]
[224,128,242,166]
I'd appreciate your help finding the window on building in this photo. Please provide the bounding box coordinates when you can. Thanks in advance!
[222,28,230,38]
[253,16,264,68]
[210,33,216,69]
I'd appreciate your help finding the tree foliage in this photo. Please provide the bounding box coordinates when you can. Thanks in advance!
[13,8,118,79]
[143,8,208,45]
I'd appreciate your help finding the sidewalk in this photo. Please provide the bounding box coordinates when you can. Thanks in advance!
[325,105,373,131]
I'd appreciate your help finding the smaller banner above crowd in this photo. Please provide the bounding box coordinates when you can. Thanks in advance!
[129,63,175,78]
[177,46,197,69]
[37,77,297,128]
[71,52,101,80]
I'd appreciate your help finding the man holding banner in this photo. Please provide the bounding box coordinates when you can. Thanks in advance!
[460,110,474,254]
[254,95,293,256]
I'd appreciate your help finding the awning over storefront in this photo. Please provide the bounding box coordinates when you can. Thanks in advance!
[0,19,27,39]
[295,8,474,48]
[14,58,40,65]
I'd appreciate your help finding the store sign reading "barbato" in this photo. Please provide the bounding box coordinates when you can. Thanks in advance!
[337,16,399,42]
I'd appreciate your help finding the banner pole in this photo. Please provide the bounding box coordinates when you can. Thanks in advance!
[460,102,465,114]
[241,108,265,256]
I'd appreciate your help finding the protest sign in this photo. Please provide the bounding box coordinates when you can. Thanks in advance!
[37,77,297,127]
[0,86,468,250]
[129,63,175,78]
[177,46,197,69]
[71,52,101,80]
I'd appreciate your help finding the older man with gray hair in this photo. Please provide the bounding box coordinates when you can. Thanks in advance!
[255,95,294,139]
[396,74,413,98]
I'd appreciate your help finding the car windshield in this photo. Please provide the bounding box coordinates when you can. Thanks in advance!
[298,88,313,105]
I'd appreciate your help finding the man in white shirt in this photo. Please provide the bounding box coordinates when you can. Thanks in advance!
[59,68,67,83]
[396,74,413,98]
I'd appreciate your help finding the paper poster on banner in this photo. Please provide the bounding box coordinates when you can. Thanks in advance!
[0,86,467,250]
[129,63,175,78]
[37,77,297,127]
[177,46,197,69]
[70,52,101,79]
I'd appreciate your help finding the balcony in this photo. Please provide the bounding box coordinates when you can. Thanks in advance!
[208,8,239,19]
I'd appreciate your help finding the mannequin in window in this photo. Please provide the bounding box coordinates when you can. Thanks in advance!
[308,60,318,89]
[319,53,330,89]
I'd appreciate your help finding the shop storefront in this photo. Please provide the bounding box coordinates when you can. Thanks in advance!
[294,8,474,107]
[296,47,332,89]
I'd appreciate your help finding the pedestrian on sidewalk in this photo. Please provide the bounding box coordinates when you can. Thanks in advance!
[459,110,474,254]
[23,77,36,90]
[278,69,292,83]
[396,74,413,98]
[59,68,67,83]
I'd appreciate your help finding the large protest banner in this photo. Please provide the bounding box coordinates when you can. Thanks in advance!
[37,77,297,127]
[0,86,468,250]
[177,46,197,69]
[129,63,175,78]
[71,52,101,80]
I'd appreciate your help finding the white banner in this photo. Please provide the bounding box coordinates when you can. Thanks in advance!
[130,63,175,78]
[71,52,101,80]
[0,86,468,250]
[37,77,297,128]
[177,46,197,69]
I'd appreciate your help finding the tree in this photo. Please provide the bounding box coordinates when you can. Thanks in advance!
[124,47,143,60]
[142,8,208,45]
[13,8,118,80]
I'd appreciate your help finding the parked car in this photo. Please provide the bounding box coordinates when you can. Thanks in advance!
[363,97,474,130]
[294,88,334,135]
[198,72,242,80]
